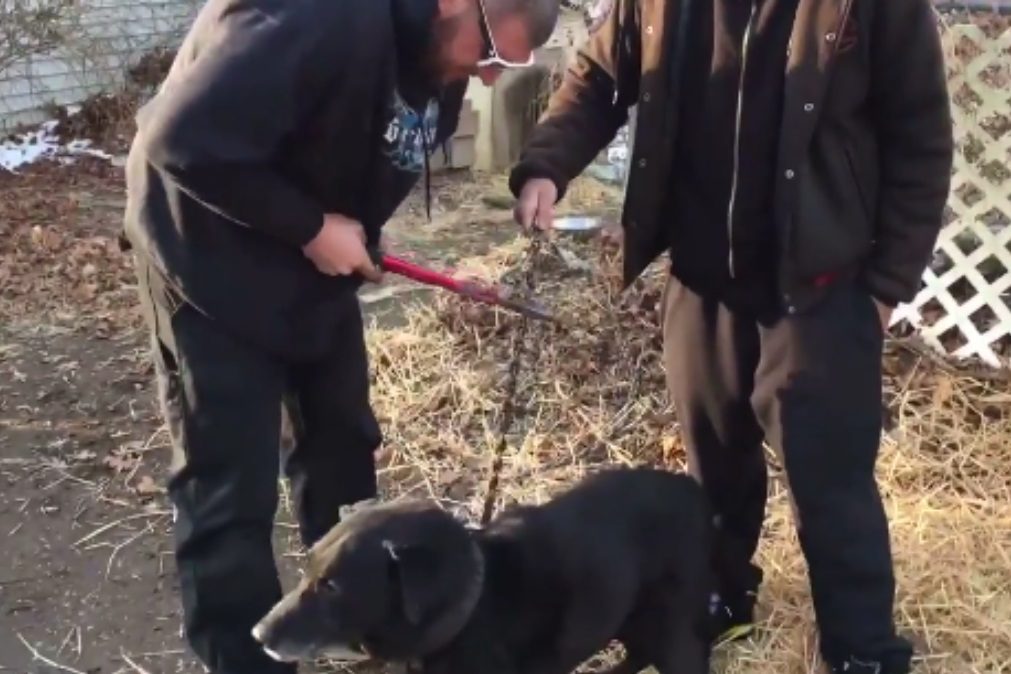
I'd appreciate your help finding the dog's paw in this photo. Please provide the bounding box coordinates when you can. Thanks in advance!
[339,497,380,520]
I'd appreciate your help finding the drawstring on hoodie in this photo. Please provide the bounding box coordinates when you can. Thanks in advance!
[422,117,432,221]
[390,0,439,222]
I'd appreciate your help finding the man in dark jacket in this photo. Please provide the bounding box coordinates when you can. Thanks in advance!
[510,0,953,672]
[121,0,558,671]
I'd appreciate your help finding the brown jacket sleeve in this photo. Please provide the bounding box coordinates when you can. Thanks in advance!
[863,0,954,306]
[508,1,639,200]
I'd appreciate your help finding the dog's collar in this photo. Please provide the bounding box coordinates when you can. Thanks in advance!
[412,534,486,658]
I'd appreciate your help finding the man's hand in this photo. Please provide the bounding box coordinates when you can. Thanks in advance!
[514,178,558,231]
[873,298,894,333]
[302,214,382,282]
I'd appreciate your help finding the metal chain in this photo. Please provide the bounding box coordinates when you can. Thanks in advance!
[606,280,649,442]
[479,233,544,525]
[477,236,652,523]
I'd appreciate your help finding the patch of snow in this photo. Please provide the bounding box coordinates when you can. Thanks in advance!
[585,124,631,186]
[606,143,628,165]
[1,119,112,172]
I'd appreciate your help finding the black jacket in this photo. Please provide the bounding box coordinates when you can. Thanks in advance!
[123,0,466,360]
[668,0,800,314]
[510,0,953,314]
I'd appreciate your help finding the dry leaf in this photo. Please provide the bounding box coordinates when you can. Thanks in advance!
[69,450,97,462]
[133,475,164,495]
[933,376,955,407]
[103,451,140,474]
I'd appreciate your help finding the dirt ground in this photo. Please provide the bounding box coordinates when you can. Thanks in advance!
[3,155,1010,674]
[0,158,619,673]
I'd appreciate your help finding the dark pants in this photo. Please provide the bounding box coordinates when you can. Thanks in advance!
[661,274,912,670]
[135,259,381,674]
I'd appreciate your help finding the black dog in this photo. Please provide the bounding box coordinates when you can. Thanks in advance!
[252,466,714,674]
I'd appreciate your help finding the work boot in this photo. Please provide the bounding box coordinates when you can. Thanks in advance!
[825,639,914,674]
[707,558,762,646]
[828,657,902,674]
[708,588,758,645]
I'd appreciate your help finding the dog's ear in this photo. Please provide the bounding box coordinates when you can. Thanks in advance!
[383,539,438,625]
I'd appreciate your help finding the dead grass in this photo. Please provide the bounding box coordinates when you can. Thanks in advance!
[3,155,1006,672]
[364,236,1011,674]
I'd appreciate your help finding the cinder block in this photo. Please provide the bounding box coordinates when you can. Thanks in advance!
[454,106,479,138]
[446,136,475,168]
[430,136,476,170]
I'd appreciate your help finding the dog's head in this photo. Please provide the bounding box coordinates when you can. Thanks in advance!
[252,499,484,664]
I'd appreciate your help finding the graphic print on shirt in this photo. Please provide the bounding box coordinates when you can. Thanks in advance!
[382,91,440,173]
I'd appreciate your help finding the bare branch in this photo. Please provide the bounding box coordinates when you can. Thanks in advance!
[0,0,83,75]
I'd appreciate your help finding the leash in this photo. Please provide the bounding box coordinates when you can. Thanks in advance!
[478,230,545,525]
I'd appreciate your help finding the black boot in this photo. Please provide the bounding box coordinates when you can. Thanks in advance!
[826,641,914,674]
[707,586,758,645]
[707,556,763,646]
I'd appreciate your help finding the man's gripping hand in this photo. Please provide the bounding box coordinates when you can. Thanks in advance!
[302,214,382,282]
[514,178,558,232]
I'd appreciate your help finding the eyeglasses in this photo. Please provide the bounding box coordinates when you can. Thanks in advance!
[475,0,535,68]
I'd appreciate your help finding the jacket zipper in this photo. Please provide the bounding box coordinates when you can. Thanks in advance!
[726,0,758,279]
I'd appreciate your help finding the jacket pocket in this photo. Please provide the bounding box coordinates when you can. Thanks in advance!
[852,280,886,346]
[843,141,872,225]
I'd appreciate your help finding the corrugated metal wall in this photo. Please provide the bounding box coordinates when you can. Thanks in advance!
[0,0,197,131]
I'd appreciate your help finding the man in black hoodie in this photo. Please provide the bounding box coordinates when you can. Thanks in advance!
[121,0,558,671]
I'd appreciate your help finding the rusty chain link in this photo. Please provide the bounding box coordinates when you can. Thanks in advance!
[477,232,653,524]
[479,231,545,525]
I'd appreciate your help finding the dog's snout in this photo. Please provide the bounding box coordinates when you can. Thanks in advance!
[252,620,295,663]
[249,590,331,663]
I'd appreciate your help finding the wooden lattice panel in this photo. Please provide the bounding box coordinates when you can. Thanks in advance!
[891,14,1011,368]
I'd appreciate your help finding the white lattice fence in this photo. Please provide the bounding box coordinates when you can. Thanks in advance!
[891,10,1011,368]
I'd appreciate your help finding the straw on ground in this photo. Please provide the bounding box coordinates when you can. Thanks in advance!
[349,236,1011,674]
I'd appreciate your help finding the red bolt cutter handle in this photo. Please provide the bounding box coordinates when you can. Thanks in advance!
[379,254,466,293]
[371,251,554,322]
